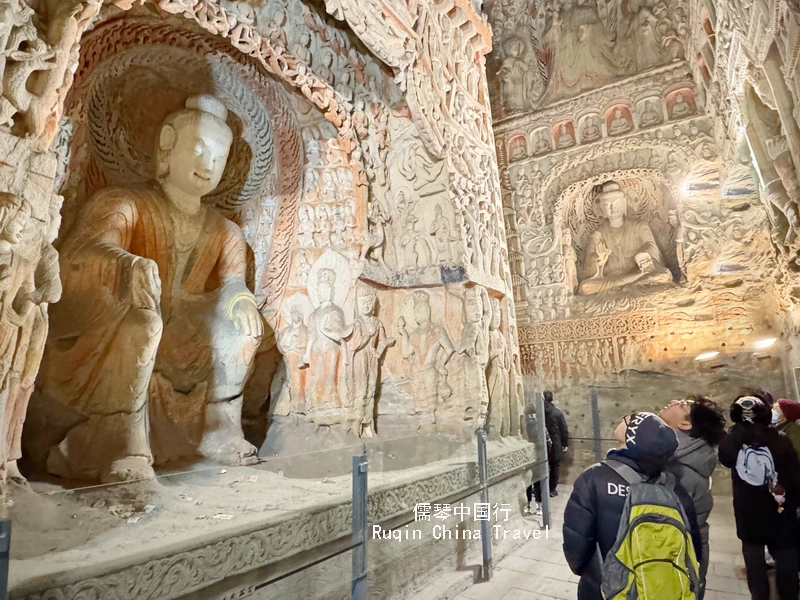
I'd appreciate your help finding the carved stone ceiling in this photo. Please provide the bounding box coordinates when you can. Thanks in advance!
[487,0,690,120]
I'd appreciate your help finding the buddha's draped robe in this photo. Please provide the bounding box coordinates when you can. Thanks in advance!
[579,219,672,295]
[41,183,256,478]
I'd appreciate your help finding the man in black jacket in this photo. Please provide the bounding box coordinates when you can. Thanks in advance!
[524,402,552,514]
[543,390,569,497]
[563,412,703,600]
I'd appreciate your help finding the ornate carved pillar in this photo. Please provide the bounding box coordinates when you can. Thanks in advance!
[763,44,800,174]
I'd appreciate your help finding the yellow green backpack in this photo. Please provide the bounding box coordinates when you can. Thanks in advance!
[601,460,701,600]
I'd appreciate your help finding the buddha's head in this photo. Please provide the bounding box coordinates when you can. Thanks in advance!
[464,287,484,324]
[598,181,627,227]
[412,291,432,324]
[317,268,335,303]
[675,92,684,103]
[290,305,304,325]
[505,37,523,58]
[156,95,232,201]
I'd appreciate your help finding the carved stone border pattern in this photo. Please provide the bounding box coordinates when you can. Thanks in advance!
[518,313,659,345]
[12,445,535,600]
[494,63,697,135]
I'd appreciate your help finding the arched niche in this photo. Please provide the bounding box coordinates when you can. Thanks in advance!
[557,170,682,282]
[59,14,303,314]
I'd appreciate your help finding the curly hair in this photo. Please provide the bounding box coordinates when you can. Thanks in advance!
[687,395,726,446]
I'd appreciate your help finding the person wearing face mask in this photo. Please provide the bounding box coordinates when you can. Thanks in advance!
[718,392,800,600]
[659,397,726,599]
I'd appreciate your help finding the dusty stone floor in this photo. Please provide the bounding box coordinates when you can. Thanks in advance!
[428,483,751,600]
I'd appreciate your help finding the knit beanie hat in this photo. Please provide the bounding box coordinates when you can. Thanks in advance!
[778,398,800,423]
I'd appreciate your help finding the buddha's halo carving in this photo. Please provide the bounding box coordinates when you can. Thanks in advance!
[83,46,274,216]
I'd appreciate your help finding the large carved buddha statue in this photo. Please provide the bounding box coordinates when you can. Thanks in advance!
[40,95,264,483]
[578,181,672,296]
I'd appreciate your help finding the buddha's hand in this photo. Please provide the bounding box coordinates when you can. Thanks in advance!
[229,295,264,338]
[634,252,654,274]
[594,241,611,271]
[127,256,161,311]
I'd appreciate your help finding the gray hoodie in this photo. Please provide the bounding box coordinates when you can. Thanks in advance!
[671,429,717,541]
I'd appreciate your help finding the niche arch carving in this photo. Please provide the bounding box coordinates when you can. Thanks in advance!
[61,16,303,312]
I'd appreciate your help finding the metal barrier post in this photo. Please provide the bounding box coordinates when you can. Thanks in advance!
[351,452,368,600]
[537,391,551,530]
[476,429,493,582]
[591,389,602,462]
[0,489,9,599]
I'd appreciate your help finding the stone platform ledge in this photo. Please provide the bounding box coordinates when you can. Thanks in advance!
[10,439,535,600]
[359,262,507,295]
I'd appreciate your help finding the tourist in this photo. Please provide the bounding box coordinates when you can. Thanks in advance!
[563,412,702,600]
[543,390,568,497]
[660,397,726,599]
[523,401,551,515]
[718,392,800,600]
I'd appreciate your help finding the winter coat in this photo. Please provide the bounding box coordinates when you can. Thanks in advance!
[563,415,702,600]
[524,404,552,450]
[779,421,800,458]
[669,429,717,546]
[719,422,800,547]
[544,401,569,462]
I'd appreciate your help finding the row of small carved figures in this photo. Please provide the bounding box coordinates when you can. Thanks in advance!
[503,95,697,163]
[525,287,572,322]
[521,338,637,375]
[296,203,358,249]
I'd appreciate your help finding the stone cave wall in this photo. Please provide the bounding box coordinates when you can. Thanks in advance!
[685,0,800,404]
[0,0,524,490]
[488,0,790,440]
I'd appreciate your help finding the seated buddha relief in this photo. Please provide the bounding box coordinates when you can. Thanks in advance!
[577,181,673,296]
[39,95,263,483]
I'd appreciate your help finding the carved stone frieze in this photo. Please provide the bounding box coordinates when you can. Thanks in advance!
[494,63,700,163]
[487,0,688,119]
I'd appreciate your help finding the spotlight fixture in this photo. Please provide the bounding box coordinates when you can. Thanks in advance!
[695,351,719,361]
[753,337,777,350]
[681,179,692,196]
